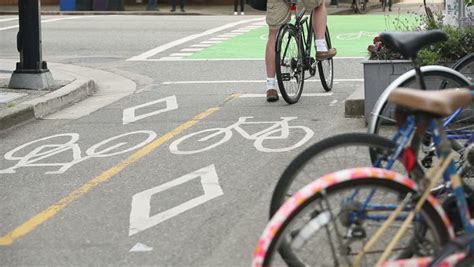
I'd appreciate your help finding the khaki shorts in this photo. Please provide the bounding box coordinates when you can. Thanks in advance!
[266,0,323,29]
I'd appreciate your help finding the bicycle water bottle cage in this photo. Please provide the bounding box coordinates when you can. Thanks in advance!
[379,30,447,60]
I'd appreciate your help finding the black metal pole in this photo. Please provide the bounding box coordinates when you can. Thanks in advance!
[9,0,53,90]
[15,0,48,73]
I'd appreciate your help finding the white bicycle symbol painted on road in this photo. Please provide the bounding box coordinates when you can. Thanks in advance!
[336,31,379,40]
[169,117,314,154]
[0,131,157,174]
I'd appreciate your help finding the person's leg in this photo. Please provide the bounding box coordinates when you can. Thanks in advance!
[265,0,290,102]
[309,0,337,60]
[170,0,176,11]
[240,0,245,14]
[234,0,238,14]
[180,0,185,11]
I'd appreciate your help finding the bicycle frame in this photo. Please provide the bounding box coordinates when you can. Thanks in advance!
[288,1,316,76]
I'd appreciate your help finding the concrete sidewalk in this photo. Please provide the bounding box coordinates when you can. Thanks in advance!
[0,60,138,132]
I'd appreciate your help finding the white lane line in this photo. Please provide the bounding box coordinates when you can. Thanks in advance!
[0,18,17,22]
[162,79,363,85]
[127,17,264,61]
[169,53,192,57]
[241,93,333,98]
[231,29,252,33]
[209,37,229,41]
[329,100,338,106]
[180,48,203,52]
[201,40,223,44]
[191,44,212,47]
[160,57,183,60]
[0,16,87,31]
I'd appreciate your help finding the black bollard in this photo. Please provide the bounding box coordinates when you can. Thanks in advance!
[9,0,54,90]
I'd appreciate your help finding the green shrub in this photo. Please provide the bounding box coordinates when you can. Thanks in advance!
[368,10,474,65]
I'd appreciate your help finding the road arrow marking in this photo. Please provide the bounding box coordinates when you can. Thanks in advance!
[122,95,178,125]
[130,243,154,252]
[129,164,223,236]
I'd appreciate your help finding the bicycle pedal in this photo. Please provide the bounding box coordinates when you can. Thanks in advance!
[281,73,291,81]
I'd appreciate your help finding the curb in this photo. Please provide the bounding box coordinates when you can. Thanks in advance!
[0,79,95,132]
[345,85,364,117]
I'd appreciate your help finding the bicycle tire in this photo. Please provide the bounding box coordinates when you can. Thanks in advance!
[368,67,471,139]
[276,24,305,104]
[318,26,334,92]
[256,169,452,267]
[269,133,418,217]
[452,53,474,82]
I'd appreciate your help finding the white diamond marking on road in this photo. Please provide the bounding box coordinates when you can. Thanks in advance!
[122,95,178,125]
[129,164,223,236]
[129,243,154,252]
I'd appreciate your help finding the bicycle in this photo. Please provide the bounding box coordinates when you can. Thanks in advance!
[256,30,474,264]
[254,85,474,267]
[275,0,334,104]
[169,116,313,154]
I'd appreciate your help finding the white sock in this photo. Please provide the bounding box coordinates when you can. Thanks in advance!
[316,39,328,52]
[266,78,276,91]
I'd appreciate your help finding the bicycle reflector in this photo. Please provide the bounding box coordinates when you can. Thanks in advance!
[402,147,416,172]
[290,5,297,10]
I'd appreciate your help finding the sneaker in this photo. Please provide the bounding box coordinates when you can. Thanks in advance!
[240,12,245,15]
[180,8,185,12]
[266,89,279,102]
[234,11,238,15]
[316,48,337,61]
[170,8,176,12]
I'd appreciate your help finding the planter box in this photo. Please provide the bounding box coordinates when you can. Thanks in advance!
[361,58,412,119]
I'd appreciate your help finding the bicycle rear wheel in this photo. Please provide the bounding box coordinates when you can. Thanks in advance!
[318,26,334,92]
[276,24,305,104]
[369,68,471,140]
[256,172,451,267]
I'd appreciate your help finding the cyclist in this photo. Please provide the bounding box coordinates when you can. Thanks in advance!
[265,0,337,102]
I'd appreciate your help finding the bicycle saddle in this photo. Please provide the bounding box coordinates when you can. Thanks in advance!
[388,88,471,117]
[379,30,447,59]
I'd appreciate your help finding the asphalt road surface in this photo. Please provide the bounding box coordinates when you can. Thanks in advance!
[0,14,374,265]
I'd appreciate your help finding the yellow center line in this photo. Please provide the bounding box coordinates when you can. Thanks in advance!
[0,106,221,246]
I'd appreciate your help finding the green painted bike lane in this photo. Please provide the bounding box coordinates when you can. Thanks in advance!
[190,14,417,59]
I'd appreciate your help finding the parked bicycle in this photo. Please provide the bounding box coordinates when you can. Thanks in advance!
[254,83,474,267]
[275,0,334,104]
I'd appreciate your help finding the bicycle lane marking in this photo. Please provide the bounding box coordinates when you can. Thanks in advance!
[0,94,240,246]
[126,18,265,61]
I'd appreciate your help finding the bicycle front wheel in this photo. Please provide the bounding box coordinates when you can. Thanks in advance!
[276,24,305,104]
[256,170,451,267]
[318,26,334,92]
